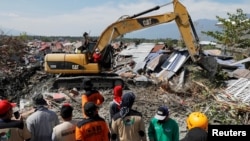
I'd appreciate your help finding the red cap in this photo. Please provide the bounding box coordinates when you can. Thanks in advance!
[62,103,71,107]
[0,100,14,115]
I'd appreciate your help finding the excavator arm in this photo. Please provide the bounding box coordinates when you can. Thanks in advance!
[95,12,178,52]
[94,0,218,76]
[95,0,200,62]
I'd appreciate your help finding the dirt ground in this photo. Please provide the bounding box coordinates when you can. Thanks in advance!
[27,76,190,139]
[10,74,185,139]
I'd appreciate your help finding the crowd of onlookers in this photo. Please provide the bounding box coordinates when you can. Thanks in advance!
[0,79,208,141]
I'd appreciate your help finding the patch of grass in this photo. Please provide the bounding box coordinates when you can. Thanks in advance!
[187,65,228,89]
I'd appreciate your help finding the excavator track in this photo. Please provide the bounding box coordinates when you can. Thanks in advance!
[51,73,125,90]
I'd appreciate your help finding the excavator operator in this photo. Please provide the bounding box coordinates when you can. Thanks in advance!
[81,32,90,53]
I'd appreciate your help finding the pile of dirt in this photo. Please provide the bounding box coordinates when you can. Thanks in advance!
[0,36,44,100]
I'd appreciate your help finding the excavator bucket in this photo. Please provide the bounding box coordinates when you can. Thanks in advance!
[197,55,219,78]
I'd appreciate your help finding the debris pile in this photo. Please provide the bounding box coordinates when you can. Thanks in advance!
[0,36,46,100]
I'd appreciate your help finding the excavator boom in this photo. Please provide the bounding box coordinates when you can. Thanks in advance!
[95,0,200,60]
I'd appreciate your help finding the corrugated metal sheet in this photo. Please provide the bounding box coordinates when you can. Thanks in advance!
[230,57,250,66]
[156,70,175,81]
[161,50,189,71]
[144,50,166,63]
[225,78,250,105]
[231,69,250,79]
[216,58,245,69]
[133,61,147,73]
[147,54,163,71]
[118,43,156,73]
[156,50,189,80]
[119,43,155,63]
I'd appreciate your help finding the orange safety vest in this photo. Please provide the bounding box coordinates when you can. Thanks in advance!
[75,116,110,141]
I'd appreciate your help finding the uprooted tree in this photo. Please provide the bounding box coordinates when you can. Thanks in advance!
[202,8,250,49]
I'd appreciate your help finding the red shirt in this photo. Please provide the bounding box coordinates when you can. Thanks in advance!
[93,53,101,63]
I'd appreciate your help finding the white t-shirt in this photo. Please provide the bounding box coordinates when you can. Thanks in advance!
[52,120,77,141]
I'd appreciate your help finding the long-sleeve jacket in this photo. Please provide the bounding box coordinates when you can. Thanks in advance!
[111,109,147,141]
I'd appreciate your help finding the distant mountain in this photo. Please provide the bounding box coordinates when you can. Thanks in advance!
[194,19,222,41]
[126,19,221,41]
[1,19,222,41]
[0,27,23,36]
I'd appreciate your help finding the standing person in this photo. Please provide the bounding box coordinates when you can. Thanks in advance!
[0,100,31,141]
[81,79,104,118]
[26,93,59,141]
[111,92,147,141]
[75,102,110,141]
[81,32,90,52]
[109,85,123,125]
[180,112,208,141]
[52,103,77,141]
[148,105,179,141]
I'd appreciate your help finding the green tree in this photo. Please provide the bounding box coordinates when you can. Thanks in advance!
[202,9,250,48]
[164,38,174,47]
[18,32,29,42]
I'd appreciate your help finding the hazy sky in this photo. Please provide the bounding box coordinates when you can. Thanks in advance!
[0,0,249,37]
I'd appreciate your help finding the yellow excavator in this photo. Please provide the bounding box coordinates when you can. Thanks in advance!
[44,0,218,89]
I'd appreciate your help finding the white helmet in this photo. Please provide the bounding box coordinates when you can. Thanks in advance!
[95,48,100,53]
